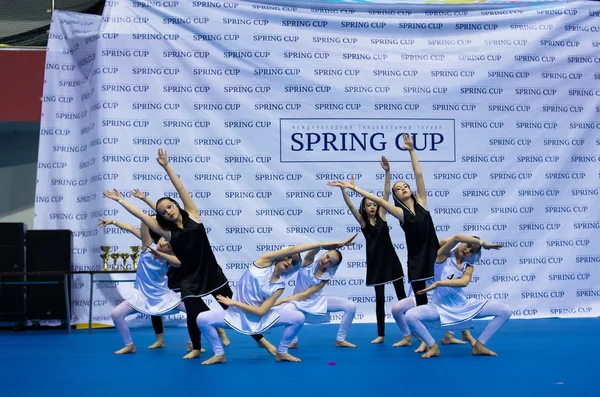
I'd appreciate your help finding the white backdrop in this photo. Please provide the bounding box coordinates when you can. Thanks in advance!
[36,1,600,328]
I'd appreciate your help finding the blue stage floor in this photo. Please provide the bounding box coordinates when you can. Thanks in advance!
[0,318,597,397]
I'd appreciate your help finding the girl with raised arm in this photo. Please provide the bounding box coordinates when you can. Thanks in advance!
[100,189,185,350]
[196,234,358,365]
[105,149,274,359]
[328,156,406,344]
[389,134,474,349]
[107,217,187,355]
[333,135,473,349]
[130,188,185,348]
[406,235,509,358]
[276,246,357,348]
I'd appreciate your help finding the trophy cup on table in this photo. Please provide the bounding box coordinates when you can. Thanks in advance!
[100,246,112,271]
[110,252,120,271]
[120,253,130,271]
[130,246,141,271]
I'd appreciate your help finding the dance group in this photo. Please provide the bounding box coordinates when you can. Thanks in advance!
[101,134,510,364]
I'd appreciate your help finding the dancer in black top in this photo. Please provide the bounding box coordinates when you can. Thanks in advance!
[328,156,406,344]
[390,134,475,350]
[104,149,276,359]
[99,189,192,351]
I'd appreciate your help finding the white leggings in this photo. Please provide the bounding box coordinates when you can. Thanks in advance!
[282,296,357,342]
[111,301,187,345]
[392,297,471,338]
[196,308,305,355]
[405,301,511,348]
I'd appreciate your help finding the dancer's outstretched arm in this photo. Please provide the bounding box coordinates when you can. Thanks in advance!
[330,183,365,228]
[438,234,502,261]
[255,234,358,267]
[98,219,141,240]
[330,178,404,223]
[401,133,428,207]
[104,189,170,240]
[156,148,200,222]
[145,246,182,267]
[131,188,156,211]
[301,247,321,266]
[418,235,503,293]
[276,281,328,305]
[380,155,391,220]
[217,290,284,317]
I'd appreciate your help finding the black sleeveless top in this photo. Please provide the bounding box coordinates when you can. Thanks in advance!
[397,199,439,282]
[169,217,228,298]
[361,213,405,286]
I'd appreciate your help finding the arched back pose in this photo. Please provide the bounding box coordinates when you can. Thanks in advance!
[391,134,437,303]
[104,149,273,359]
[276,246,357,348]
[405,235,509,359]
[196,234,357,365]
[99,189,185,350]
[108,218,187,355]
[131,188,184,306]
[391,134,475,349]
[328,157,406,344]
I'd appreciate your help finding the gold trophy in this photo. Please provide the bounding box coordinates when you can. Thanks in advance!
[130,246,141,271]
[120,253,130,271]
[110,252,120,271]
[100,246,112,271]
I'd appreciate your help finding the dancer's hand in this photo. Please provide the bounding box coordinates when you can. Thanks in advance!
[131,188,146,199]
[273,299,285,307]
[327,176,356,190]
[156,148,169,167]
[327,181,345,189]
[380,156,390,172]
[216,295,236,307]
[98,219,114,228]
[482,242,503,250]
[417,282,438,295]
[323,233,359,250]
[104,189,123,201]
[401,133,414,151]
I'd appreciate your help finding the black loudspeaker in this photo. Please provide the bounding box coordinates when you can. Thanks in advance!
[25,230,72,320]
[0,223,26,321]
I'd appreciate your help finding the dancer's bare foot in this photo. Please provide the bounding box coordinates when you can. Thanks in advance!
[336,340,357,348]
[472,341,497,356]
[148,340,164,349]
[288,341,299,349]
[183,349,202,360]
[393,336,412,347]
[257,337,277,356]
[217,328,230,346]
[441,332,467,345]
[202,354,226,365]
[371,336,384,344]
[414,341,428,353]
[148,334,164,349]
[186,342,205,353]
[275,352,301,362]
[115,344,136,354]
[462,331,477,347]
[421,343,440,359]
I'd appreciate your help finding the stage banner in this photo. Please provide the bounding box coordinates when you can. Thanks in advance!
[36,1,600,328]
